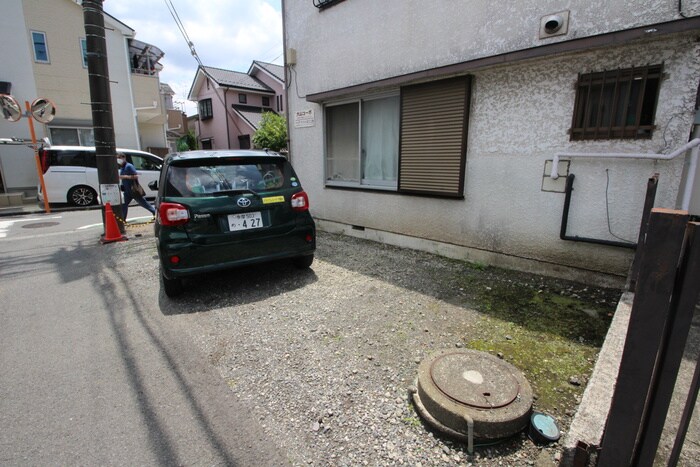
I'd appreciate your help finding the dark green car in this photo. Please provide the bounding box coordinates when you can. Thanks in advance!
[150,150,316,297]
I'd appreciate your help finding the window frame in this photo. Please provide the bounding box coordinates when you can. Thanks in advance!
[31,30,50,64]
[323,76,471,198]
[80,38,88,68]
[199,98,213,120]
[262,96,270,107]
[239,93,247,104]
[570,64,663,141]
[49,127,94,146]
[324,92,400,191]
[277,95,284,112]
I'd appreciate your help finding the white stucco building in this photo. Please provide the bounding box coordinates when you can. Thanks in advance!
[282,0,700,285]
[0,0,168,197]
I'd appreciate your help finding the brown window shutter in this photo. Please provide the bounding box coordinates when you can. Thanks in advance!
[398,76,470,197]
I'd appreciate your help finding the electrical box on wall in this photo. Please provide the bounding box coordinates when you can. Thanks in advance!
[542,159,570,192]
[286,48,297,66]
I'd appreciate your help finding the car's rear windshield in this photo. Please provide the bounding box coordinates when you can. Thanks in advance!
[164,159,292,197]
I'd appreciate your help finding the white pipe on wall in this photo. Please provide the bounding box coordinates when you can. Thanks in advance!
[550,138,700,210]
[681,145,698,211]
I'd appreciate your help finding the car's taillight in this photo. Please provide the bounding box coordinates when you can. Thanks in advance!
[159,202,190,226]
[291,191,309,212]
[40,149,49,174]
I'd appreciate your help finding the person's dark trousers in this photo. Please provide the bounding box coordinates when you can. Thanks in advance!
[122,190,156,221]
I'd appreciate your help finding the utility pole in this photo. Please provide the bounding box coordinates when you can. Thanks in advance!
[83,0,125,234]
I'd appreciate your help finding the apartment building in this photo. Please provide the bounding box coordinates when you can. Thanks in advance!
[0,0,167,196]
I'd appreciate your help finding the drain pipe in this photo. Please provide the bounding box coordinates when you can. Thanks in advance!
[550,138,700,210]
[682,145,699,211]
[462,414,474,454]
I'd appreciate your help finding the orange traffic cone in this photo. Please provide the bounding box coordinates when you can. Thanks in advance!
[101,202,127,244]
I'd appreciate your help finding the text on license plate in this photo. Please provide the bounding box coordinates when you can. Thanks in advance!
[228,211,263,231]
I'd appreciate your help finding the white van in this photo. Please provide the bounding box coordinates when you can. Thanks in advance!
[37,146,163,206]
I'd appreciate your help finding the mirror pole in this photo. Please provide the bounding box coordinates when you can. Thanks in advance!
[25,100,50,213]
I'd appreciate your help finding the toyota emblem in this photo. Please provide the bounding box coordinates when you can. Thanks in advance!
[237,197,251,208]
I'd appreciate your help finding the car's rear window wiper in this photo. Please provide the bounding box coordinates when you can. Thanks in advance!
[211,188,259,197]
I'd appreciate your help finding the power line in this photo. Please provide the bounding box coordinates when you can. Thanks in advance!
[163,0,250,136]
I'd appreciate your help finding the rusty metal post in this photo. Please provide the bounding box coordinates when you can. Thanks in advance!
[627,174,659,292]
[635,222,700,465]
[597,209,689,467]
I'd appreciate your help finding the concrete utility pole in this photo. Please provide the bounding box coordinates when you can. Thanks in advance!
[83,0,125,234]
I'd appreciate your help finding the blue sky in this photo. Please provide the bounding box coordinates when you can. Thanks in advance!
[104,0,283,116]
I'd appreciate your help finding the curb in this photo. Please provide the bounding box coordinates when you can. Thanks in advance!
[560,292,634,465]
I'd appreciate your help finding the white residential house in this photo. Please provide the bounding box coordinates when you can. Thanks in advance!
[282,0,700,286]
[0,0,168,197]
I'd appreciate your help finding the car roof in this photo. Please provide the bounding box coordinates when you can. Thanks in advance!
[166,149,286,163]
[46,146,162,159]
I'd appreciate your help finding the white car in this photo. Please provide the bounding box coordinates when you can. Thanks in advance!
[37,146,163,206]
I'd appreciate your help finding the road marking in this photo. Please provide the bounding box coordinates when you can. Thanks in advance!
[0,216,62,238]
[77,223,103,230]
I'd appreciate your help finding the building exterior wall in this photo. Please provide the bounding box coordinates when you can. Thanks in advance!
[250,70,284,111]
[285,1,700,96]
[0,0,38,192]
[228,111,255,150]
[0,0,165,194]
[196,81,230,150]
[24,0,91,123]
[283,0,700,284]
[140,123,167,152]
[104,17,140,150]
[132,73,167,151]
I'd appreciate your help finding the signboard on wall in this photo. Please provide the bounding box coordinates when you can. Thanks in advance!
[294,109,315,128]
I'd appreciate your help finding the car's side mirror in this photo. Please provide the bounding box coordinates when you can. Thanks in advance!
[148,180,158,190]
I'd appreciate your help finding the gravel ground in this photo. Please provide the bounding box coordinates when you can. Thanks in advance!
[126,226,621,466]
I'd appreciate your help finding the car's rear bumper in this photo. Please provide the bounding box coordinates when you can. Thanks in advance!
[159,223,315,279]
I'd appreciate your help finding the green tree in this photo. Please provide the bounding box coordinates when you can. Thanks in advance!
[176,130,197,151]
[253,112,288,152]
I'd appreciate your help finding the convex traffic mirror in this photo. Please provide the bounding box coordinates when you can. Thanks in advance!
[0,94,22,122]
[30,98,56,124]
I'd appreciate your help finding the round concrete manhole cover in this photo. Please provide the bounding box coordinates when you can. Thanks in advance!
[412,349,533,441]
[22,222,60,229]
[430,351,520,409]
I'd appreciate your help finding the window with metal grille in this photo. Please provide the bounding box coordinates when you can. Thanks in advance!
[571,64,662,141]
[199,99,213,120]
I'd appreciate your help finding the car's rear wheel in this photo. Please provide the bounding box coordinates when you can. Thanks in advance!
[161,269,183,297]
[292,254,314,269]
[68,185,97,206]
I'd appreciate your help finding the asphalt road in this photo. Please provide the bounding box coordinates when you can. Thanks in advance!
[0,209,288,466]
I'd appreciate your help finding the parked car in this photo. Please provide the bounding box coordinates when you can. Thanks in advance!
[37,146,163,206]
[150,149,316,297]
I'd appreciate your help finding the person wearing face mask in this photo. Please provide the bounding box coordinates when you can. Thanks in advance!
[117,153,156,222]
